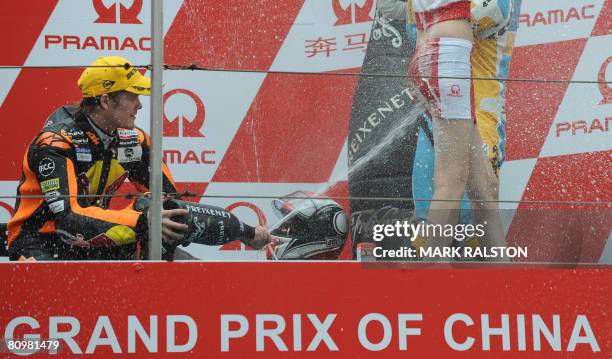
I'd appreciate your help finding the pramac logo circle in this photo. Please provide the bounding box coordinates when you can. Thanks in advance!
[163,89,206,138]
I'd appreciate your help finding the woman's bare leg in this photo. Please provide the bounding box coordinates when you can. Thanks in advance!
[415,19,475,259]
[465,126,507,260]
[426,118,474,252]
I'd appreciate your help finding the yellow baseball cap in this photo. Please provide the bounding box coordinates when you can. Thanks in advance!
[77,56,151,98]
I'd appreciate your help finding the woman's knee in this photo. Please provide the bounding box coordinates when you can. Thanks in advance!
[434,172,469,199]
[469,175,499,203]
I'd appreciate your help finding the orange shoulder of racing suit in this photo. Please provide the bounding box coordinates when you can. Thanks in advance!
[7,106,178,260]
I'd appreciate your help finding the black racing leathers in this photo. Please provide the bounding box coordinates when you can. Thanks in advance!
[8,106,178,260]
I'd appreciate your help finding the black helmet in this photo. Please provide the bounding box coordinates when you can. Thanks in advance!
[268,191,348,260]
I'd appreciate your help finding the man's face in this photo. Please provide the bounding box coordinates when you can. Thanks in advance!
[106,91,142,130]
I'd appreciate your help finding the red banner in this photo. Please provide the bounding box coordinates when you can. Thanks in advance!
[0,263,609,357]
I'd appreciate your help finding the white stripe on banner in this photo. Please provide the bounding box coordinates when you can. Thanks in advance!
[0,69,20,108]
[539,34,612,158]
[271,0,374,73]
[515,0,603,47]
[598,230,612,264]
[24,0,184,67]
[498,158,538,234]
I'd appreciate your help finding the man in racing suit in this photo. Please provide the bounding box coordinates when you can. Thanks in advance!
[8,56,269,260]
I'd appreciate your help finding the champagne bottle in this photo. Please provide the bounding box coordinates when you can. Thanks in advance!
[164,198,255,246]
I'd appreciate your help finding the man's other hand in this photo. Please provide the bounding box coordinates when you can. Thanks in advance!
[249,226,279,250]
